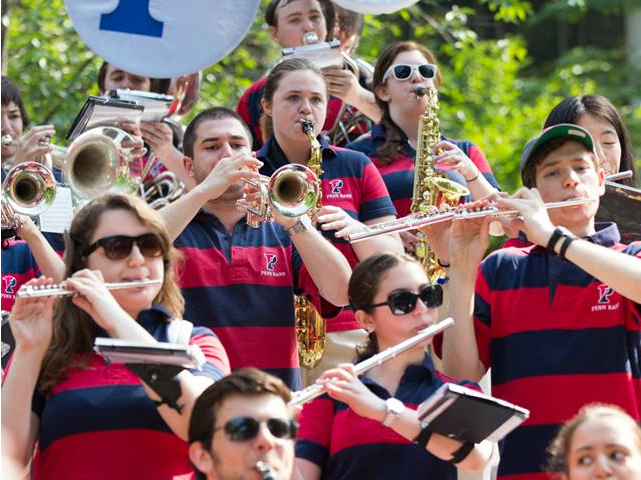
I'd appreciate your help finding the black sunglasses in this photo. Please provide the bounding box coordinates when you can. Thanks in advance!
[214,417,298,442]
[83,233,164,260]
[365,284,443,315]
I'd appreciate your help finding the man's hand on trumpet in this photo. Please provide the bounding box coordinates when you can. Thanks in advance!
[190,150,263,202]
[118,121,148,159]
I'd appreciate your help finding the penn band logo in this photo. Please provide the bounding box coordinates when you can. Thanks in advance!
[597,284,615,304]
[591,283,619,312]
[329,179,343,194]
[264,254,278,271]
[3,276,17,294]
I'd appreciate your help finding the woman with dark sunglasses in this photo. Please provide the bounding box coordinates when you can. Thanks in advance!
[295,252,494,480]
[1,193,231,480]
[346,41,501,253]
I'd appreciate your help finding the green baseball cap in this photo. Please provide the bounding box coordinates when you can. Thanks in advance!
[520,123,595,176]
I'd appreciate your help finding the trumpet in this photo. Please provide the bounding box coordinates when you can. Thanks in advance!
[16,279,162,298]
[236,164,320,228]
[1,162,57,239]
[347,197,597,243]
[289,318,454,407]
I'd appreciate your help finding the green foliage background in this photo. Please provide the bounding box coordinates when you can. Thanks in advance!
[2,0,640,191]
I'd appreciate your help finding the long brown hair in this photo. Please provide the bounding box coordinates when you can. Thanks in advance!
[372,41,441,165]
[259,57,327,141]
[38,193,184,393]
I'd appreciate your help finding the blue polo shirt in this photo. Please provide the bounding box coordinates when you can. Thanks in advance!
[296,353,479,480]
[257,135,397,332]
[470,223,640,480]
[347,123,500,217]
[174,210,330,390]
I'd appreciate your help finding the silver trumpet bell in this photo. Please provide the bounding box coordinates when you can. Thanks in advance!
[237,164,320,228]
[64,126,139,204]
[1,161,57,237]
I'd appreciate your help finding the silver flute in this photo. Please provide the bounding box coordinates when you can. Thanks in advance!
[16,279,162,298]
[289,317,454,407]
[348,197,596,243]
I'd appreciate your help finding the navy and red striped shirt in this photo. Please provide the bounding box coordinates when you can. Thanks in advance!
[471,223,641,480]
[296,353,479,480]
[347,123,500,217]
[257,135,397,332]
[236,76,344,150]
[174,211,333,390]
[28,305,229,480]
[1,240,39,312]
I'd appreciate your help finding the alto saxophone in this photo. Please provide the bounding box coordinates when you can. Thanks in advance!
[411,86,470,283]
[295,119,325,370]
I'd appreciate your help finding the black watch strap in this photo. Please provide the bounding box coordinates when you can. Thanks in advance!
[413,422,433,448]
[449,441,475,464]
[546,227,565,251]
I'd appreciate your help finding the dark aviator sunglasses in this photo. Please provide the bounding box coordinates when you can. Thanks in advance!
[364,284,444,315]
[83,233,164,260]
[214,417,298,442]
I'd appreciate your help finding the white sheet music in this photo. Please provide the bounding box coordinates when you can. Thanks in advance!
[39,186,73,233]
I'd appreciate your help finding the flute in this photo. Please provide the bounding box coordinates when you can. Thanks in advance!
[348,197,596,243]
[16,279,162,298]
[289,317,454,407]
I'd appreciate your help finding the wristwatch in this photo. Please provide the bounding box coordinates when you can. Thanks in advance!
[382,397,405,427]
[285,215,312,237]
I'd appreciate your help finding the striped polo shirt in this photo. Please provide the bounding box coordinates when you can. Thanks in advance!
[473,223,641,480]
[296,353,479,480]
[347,123,500,217]
[28,305,229,480]
[257,135,397,332]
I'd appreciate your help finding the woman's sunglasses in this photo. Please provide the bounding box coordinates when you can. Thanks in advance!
[214,417,298,442]
[83,233,164,260]
[364,284,443,315]
[382,63,438,82]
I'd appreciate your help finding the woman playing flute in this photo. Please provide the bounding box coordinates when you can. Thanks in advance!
[294,252,493,480]
[1,193,230,480]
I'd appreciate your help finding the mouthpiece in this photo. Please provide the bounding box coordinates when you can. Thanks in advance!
[1,135,14,146]
[299,119,314,135]
[415,86,428,96]
[302,32,319,45]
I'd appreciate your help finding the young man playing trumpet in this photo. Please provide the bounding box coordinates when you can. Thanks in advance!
[159,107,352,391]
[438,124,641,480]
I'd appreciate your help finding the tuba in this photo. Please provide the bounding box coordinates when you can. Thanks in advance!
[411,86,469,282]
[295,119,326,370]
[1,162,57,240]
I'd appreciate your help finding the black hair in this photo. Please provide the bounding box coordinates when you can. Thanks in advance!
[544,95,637,187]
[1,76,30,127]
[183,107,252,159]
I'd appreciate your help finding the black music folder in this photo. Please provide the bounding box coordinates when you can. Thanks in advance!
[94,337,205,370]
[417,383,530,443]
[66,95,144,141]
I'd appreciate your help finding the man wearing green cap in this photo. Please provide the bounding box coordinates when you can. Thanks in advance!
[439,124,641,480]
